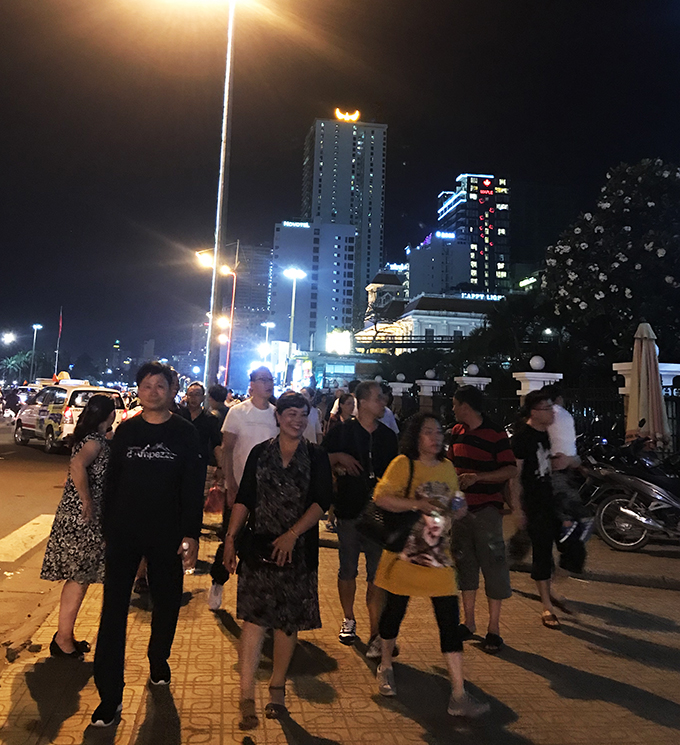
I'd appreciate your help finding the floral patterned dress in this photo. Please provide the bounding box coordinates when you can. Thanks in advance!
[236,438,326,634]
[41,432,109,584]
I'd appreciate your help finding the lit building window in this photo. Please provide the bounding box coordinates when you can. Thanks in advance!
[498,228,506,235]
[496,271,507,278]
[471,278,478,284]
[469,193,478,200]
[470,270,477,277]
[470,243,477,250]
[497,203,509,210]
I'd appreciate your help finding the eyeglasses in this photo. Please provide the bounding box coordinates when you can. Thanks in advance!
[252,377,273,383]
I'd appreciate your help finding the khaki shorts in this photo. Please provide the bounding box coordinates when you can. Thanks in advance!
[452,505,512,600]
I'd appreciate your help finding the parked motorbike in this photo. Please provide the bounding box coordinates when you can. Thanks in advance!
[578,425,680,551]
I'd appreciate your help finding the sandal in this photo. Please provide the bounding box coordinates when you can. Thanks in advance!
[458,624,475,641]
[481,632,504,654]
[265,685,288,720]
[541,611,561,630]
[238,698,258,730]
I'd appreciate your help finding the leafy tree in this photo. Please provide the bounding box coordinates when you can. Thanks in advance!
[542,159,680,360]
[0,351,32,378]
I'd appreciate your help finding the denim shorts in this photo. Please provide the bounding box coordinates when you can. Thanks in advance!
[336,517,383,583]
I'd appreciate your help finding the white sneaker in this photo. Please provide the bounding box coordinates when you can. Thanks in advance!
[208,582,223,611]
[447,692,490,718]
[338,618,357,645]
[365,634,382,659]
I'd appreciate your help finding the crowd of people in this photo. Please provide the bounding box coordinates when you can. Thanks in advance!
[40,361,591,732]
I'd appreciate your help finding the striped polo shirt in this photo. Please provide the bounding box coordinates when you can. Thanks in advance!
[447,416,516,510]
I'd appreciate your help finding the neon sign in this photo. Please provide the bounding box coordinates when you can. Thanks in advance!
[435,231,456,239]
[483,179,492,186]
[282,221,310,228]
[335,108,360,122]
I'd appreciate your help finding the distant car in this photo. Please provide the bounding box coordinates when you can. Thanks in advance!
[14,384,127,453]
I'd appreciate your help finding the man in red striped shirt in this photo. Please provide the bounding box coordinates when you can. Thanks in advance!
[447,386,518,654]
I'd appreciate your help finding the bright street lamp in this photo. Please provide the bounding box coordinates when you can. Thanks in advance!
[260,321,275,345]
[29,324,43,382]
[2,332,16,345]
[283,268,306,370]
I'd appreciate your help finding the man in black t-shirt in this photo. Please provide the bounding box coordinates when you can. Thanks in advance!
[323,381,398,655]
[511,389,583,631]
[91,362,204,728]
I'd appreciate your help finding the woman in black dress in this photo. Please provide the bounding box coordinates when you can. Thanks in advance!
[223,391,332,730]
[41,394,115,657]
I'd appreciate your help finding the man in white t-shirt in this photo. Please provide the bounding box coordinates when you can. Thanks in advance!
[208,366,278,609]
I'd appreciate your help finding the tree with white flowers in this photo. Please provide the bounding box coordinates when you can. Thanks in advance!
[542,159,680,360]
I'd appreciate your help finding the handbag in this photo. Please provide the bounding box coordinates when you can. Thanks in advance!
[356,458,419,553]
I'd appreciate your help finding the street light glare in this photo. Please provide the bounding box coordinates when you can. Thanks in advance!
[217,333,229,345]
[2,332,16,345]
[216,317,230,329]
[33,324,43,331]
[196,251,214,268]
[261,321,275,329]
[283,267,307,280]
[219,264,233,276]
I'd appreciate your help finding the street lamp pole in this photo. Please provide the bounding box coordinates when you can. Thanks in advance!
[29,324,42,382]
[204,0,236,389]
[283,268,306,374]
[223,265,237,387]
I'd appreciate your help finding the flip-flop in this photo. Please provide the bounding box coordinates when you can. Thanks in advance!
[541,612,561,630]
[482,632,504,654]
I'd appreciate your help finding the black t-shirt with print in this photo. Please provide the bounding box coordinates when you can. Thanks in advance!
[510,424,554,512]
[104,413,204,544]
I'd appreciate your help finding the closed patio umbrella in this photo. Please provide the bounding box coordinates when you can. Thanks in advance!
[625,322,671,448]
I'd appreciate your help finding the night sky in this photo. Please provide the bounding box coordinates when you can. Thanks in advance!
[2,0,679,361]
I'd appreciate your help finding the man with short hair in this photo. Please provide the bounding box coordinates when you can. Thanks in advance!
[323,381,398,655]
[181,382,222,490]
[207,366,278,610]
[207,384,229,428]
[447,385,517,654]
[92,362,203,727]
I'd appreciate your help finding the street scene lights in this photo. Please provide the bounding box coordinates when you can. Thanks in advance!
[29,324,42,382]
[283,268,306,369]
[2,332,16,345]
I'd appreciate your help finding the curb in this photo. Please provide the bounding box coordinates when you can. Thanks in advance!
[318,533,680,592]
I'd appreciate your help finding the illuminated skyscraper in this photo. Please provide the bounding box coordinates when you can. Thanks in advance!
[437,174,511,294]
[302,112,387,320]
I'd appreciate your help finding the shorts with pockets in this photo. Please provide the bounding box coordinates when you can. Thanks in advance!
[336,517,383,583]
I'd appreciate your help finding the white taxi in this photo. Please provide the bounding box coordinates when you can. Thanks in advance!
[14,383,127,453]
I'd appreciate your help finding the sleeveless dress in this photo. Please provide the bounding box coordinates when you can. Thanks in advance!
[41,432,109,584]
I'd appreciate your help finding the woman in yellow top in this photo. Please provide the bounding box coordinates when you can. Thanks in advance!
[373,413,489,719]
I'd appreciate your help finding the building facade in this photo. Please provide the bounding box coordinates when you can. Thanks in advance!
[408,230,472,296]
[301,114,387,320]
[437,173,511,294]
[269,220,357,351]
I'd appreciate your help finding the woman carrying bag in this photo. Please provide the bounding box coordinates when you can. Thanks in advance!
[371,413,489,719]
[223,391,333,730]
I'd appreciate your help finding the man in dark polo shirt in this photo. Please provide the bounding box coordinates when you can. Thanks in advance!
[323,381,398,656]
[447,385,517,654]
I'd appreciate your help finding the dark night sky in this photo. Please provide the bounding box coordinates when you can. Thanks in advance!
[2,0,679,361]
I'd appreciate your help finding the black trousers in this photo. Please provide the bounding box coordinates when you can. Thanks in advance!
[94,538,184,703]
[379,592,463,653]
[526,505,586,580]
[209,502,232,586]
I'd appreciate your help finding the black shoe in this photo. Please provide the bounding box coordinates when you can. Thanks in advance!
[74,639,91,654]
[149,660,171,686]
[458,624,475,641]
[91,701,122,728]
[49,633,83,660]
[134,577,150,594]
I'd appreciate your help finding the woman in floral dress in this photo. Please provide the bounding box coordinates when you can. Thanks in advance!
[224,391,333,730]
[41,394,116,658]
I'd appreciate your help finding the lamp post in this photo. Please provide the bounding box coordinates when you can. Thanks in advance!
[220,264,237,386]
[29,324,42,382]
[261,321,275,346]
[204,0,237,388]
[283,268,306,370]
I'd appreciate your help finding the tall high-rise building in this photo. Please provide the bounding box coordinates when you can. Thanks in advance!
[301,112,387,320]
[437,173,511,294]
[269,220,356,350]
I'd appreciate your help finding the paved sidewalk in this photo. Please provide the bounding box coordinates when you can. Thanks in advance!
[1,523,680,745]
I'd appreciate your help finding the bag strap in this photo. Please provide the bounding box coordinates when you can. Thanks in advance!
[404,458,414,499]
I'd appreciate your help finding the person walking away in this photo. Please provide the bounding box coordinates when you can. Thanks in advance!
[447,385,517,653]
[323,381,398,655]
[207,367,278,610]
[372,413,489,718]
[510,390,583,630]
[41,394,116,658]
[542,384,592,544]
[223,392,333,730]
[301,387,323,444]
[91,362,203,727]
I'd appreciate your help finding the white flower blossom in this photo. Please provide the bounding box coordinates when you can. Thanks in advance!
[610,285,618,292]
[625,288,633,298]
[647,201,656,207]
[554,308,561,315]
[568,271,578,280]
[594,225,604,233]
[598,273,608,281]
[574,227,582,234]
[657,248,666,257]
[546,258,557,266]
[644,242,654,251]
[566,258,573,265]
[663,171,670,178]
[624,197,631,204]
[665,276,675,284]
[623,226,631,232]
[584,213,593,220]
[580,242,588,249]
[611,262,620,269]
[579,302,588,310]
[598,202,611,209]
[635,263,641,270]
[595,291,605,300]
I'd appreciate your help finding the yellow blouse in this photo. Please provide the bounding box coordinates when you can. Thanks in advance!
[373,455,459,597]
